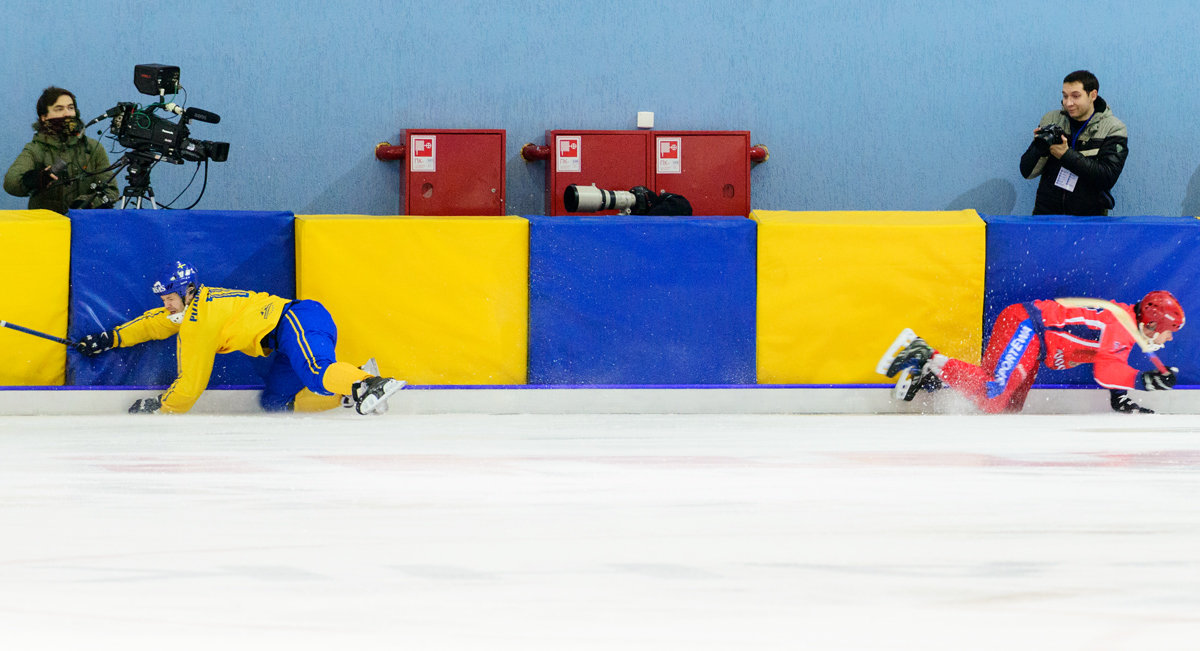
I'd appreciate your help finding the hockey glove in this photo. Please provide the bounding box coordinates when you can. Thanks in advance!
[128,396,162,414]
[1140,367,1178,391]
[76,331,114,357]
[1110,390,1153,414]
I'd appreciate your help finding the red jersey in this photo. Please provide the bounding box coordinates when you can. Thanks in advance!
[1031,299,1139,390]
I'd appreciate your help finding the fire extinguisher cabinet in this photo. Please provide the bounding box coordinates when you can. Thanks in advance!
[651,131,752,217]
[531,130,759,216]
[543,130,655,216]
[400,129,506,215]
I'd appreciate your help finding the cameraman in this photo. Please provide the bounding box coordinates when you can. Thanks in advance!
[1019,70,1128,216]
[4,86,118,214]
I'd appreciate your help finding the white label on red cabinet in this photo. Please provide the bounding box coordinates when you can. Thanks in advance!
[410,135,436,172]
[656,137,681,174]
[556,136,581,172]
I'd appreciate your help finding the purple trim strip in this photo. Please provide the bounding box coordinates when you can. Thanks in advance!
[1,384,1196,391]
[0,385,265,392]
[398,383,1200,390]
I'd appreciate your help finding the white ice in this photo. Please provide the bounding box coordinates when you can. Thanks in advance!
[1,412,1199,650]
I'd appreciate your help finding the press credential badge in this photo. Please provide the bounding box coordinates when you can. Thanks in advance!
[1054,166,1078,192]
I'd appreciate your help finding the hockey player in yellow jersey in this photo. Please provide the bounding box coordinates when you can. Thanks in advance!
[75,261,405,415]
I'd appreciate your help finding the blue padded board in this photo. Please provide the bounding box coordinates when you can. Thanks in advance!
[67,209,295,387]
[983,214,1200,385]
[526,214,756,384]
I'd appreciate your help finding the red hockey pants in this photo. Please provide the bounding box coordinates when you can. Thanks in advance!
[941,303,1042,413]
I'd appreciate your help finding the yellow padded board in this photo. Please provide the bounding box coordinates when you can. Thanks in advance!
[754,210,985,384]
[295,215,528,385]
[0,210,70,385]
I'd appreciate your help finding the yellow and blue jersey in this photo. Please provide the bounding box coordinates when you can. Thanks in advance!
[113,285,292,413]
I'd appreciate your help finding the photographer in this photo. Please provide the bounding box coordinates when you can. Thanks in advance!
[1019,70,1128,216]
[4,86,118,214]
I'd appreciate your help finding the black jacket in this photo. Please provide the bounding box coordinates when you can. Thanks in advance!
[1019,97,1128,216]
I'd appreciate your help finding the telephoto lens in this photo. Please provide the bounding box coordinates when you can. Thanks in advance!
[564,184,637,212]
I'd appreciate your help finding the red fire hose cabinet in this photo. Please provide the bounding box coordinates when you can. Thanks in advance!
[533,130,759,216]
[399,129,506,215]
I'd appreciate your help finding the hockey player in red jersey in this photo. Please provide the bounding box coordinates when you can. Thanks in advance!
[879,290,1184,414]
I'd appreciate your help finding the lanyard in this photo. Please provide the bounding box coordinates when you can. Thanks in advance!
[1070,115,1093,149]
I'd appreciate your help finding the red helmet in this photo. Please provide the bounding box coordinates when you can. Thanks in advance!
[1138,290,1185,332]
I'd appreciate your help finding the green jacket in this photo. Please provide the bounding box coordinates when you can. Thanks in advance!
[3,127,119,214]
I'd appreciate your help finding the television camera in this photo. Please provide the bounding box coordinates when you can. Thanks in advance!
[83,64,229,208]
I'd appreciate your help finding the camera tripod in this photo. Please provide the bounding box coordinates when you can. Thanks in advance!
[115,151,161,209]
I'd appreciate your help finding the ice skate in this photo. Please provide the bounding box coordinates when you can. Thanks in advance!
[893,362,942,401]
[876,328,918,377]
[351,375,406,415]
[884,334,935,378]
[342,358,388,412]
[879,330,939,401]
[883,329,936,379]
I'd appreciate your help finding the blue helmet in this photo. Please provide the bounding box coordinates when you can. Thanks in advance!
[151,261,198,298]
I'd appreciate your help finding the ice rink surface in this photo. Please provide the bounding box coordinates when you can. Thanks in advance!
[2,411,1199,650]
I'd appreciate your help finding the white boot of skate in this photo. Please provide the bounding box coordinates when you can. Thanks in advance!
[876,328,917,377]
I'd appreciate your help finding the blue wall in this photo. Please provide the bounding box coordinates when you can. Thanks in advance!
[4,1,1200,217]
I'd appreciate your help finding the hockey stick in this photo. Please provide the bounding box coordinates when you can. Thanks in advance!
[0,320,75,346]
[1055,297,1170,373]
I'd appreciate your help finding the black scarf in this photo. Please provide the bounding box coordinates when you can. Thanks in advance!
[37,116,82,140]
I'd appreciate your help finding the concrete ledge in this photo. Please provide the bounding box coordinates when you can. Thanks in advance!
[0,385,1196,415]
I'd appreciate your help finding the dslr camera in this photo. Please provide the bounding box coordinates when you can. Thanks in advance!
[1034,124,1066,149]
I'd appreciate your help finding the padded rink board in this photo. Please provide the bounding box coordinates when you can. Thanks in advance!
[0,210,70,385]
[754,210,986,384]
[984,214,1200,386]
[295,215,528,385]
[525,214,756,384]
[67,209,296,387]
[4,382,1199,415]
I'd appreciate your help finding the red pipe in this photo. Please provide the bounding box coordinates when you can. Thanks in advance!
[375,142,406,161]
[750,144,769,163]
[521,143,551,161]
